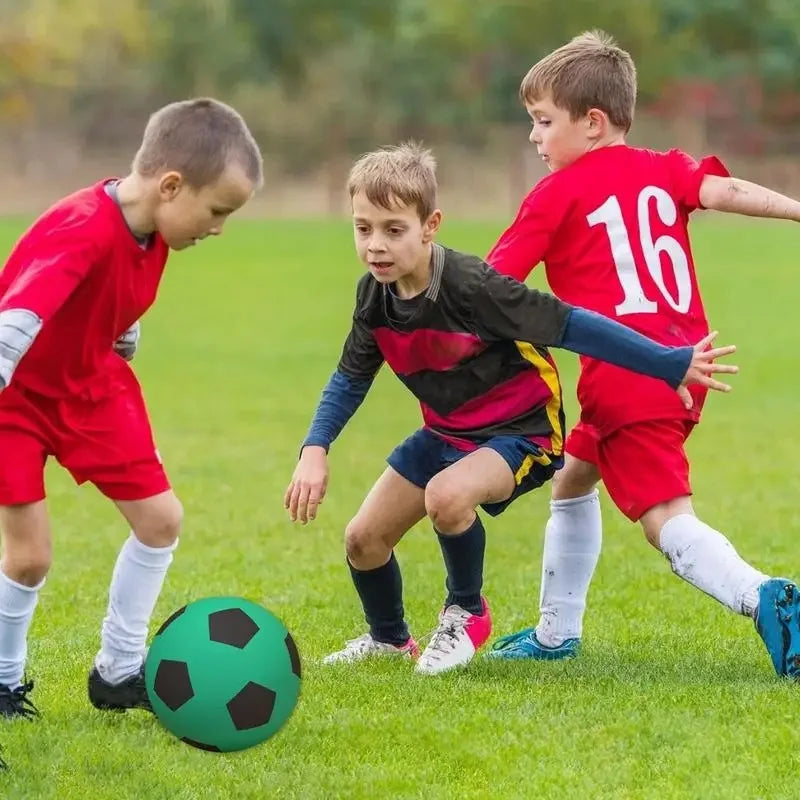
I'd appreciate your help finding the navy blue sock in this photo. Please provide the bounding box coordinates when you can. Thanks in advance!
[435,515,485,615]
[348,553,410,645]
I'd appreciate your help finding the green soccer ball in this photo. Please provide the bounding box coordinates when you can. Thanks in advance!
[144,597,301,752]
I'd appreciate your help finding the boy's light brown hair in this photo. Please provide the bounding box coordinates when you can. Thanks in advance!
[347,142,438,222]
[520,30,637,132]
[133,98,264,189]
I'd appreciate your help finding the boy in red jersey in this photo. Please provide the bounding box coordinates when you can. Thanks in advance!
[486,31,800,679]
[0,98,262,728]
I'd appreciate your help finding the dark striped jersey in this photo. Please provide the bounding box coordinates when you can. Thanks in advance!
[338,243,572,454]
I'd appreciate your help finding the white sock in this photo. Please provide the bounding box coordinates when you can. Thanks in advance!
[0,571,43,689]
[536,490,602,647]
[95,533,178,684]
[659,514,768,617]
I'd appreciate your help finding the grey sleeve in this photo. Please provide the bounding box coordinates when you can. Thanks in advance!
[0,309,43,388]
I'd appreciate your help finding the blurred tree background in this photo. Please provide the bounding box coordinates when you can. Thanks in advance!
[1,0,799,214]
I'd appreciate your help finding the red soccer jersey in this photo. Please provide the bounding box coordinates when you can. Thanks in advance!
[0,180,169,398]
[487,145,729,436]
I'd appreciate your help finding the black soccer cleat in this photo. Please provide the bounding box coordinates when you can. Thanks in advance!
[0,681,39,721]
[88,666,152,713]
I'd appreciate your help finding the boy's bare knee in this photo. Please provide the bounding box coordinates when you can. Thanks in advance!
[0,501,52,585]
[132,496,183,548]
[3,543,52,586]
[551,459,599,501]
[425,477,470,533]
[344,517,387,568]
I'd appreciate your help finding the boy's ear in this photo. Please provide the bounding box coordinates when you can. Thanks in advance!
[423,209,442,241]
[586,108,609,139]
[158,171,185,200]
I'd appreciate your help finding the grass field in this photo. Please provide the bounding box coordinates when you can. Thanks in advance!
[1,215,799,799]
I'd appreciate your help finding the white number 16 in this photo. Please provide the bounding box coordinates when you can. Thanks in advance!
[587,186,692,316]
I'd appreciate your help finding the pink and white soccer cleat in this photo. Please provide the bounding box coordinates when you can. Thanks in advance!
[322,633,419,665]
[415,597,492,675]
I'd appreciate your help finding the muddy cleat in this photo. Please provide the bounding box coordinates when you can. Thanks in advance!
[415,597,492,675]
[755,578,800,679]
[88,666,152,712]
[487,627,580,661]
[0,681,38,721]
[323,634,419,665]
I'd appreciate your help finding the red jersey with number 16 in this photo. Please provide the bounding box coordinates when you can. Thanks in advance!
[486,145,729,437]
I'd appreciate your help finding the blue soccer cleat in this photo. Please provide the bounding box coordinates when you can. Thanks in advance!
[755,578,800,679]
[486,627,580,661]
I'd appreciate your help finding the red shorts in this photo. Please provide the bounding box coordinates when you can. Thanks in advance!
[0,379,170,505]
[565,418,694,522]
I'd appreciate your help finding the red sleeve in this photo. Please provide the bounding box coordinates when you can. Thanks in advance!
[486,179,563,281]
[0,228,101,323]
[666,150,730,212]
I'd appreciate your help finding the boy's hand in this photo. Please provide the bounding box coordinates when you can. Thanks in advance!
[285,445,329,524]
[677,331,738,410]
[114,321,140,361]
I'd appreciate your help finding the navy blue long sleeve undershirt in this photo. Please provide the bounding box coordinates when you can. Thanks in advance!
[301,307,693,452]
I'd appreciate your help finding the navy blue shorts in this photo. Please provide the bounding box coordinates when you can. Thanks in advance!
[386,428,564,517]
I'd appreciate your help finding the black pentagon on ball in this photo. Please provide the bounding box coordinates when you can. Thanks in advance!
[208,608,260,649]
[155,605,187,637]
[181,737,221,752]
[154,659,195,711]
[285,632,301,679]
[226,682,276,730]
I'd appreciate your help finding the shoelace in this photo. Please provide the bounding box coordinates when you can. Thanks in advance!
[423,609,471,658]
[342,634,375,656]
[0,680,39,720]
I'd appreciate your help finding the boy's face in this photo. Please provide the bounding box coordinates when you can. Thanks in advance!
[351,191,441,284]
[525,95,597,172]
[154,163,255,250]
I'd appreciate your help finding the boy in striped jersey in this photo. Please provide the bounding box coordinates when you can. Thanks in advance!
[285,142,736,675]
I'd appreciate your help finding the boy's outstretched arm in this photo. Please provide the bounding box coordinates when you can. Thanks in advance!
[699,175,800,221]
[285,312,383,525]
[472,269,737,408]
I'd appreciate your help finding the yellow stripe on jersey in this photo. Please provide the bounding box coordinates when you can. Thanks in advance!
[514,341,564,457]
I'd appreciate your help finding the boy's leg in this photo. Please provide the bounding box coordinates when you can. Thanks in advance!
[600,420,798,678]
[600,420,769,617]
[490,423,602,660]
[88,490,181,709]
[0,502,49,718]
[324,465,427,663]
[57,378,179,706]
[424,446,517,614]
[415,443,525,674]
[0,398,52,715]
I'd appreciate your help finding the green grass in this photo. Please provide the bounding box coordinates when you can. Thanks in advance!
[1,215,799,799]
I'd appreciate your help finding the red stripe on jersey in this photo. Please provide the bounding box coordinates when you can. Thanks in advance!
[372,327,486,374]
[419,368,556,435]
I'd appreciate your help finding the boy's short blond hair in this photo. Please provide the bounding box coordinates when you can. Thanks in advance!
[520,30,637,132]
[347,142,438,222]
[133,98,263,189]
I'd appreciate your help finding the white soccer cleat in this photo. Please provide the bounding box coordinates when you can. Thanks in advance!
[322,633,419,665]
[415,597,492,675]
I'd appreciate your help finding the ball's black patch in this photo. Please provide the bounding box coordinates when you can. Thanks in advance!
[226,682,276,730]
[285,632,301,679]
[208,608,260,649]
[154,659,194,711]
[155,605,187,637]
[181,737,221,752]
